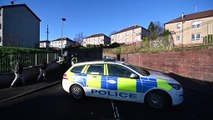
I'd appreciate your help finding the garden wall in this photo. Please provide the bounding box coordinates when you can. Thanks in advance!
[104,48,213,82]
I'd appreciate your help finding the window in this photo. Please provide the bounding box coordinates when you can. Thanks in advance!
[0,36,1,43]
[71,65,85,73]
[176,35,181,41]
[119,34,121,38]
[192,21,201,28]
[87,64,104,75]
[125,64,150,76]
[177,23,181,30]
[126,32,129,36]
[108,64,133,78]
[0,24,1,29]
[192,33,201,41]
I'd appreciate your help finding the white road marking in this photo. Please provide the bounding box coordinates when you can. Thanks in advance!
[111,100,120,120]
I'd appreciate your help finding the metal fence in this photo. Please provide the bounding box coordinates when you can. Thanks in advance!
[0,53,58,74]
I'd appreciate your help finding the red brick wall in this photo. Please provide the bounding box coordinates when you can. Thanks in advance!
[120,49,213,82]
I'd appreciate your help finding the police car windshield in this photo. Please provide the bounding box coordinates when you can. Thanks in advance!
[124,64,150,76]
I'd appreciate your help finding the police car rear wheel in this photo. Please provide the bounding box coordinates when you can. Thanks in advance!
[145,90,170,109]
[70,85,84,99]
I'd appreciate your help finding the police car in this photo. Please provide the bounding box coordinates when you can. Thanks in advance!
[62,61,183,109]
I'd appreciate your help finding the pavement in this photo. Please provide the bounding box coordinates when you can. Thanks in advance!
[0,63,68,103]
[0,80,61,103]
[168,73,213,96]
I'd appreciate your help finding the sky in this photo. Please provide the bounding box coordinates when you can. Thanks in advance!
[1,0,213,41]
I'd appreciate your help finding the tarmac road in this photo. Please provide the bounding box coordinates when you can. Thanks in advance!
[0,78,213,120]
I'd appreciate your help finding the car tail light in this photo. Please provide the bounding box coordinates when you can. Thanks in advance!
[63,74,68,80]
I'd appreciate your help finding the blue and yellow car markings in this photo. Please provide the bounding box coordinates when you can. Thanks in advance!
[68,64,173,96]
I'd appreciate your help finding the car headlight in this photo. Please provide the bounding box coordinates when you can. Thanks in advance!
[169,83,182,90]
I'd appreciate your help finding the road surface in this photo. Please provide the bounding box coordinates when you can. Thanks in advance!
[0,79,213,120]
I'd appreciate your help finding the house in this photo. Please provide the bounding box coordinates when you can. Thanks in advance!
[110,25,150,44]
[50,38,75,49]
[165,10,213,46]
[0,4,41,48]
[39,40,50,49]
[82,33,110,47]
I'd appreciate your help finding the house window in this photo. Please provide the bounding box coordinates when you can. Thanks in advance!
[0,24,1,29]
[192,33,201,41]
[192,21,201,28]
[126,32,129,36]
[177,23,181,30]
[0,36,1,43]
[176,35,181,41]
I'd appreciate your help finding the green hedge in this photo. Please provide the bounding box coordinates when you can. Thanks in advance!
[0,47,54,58]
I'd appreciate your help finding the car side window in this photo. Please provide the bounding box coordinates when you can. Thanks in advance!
[108,64,133,78]
[71,65,85,73]
[87,64,104,75]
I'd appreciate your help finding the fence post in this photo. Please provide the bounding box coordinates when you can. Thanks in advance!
[55,53,57,61]
[47,53,49,63]
[139,53,141,67]
[35,54,38,66]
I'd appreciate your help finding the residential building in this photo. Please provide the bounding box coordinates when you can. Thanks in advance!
[0,4,41,48]
[50,38,75,49]
[82,33,110,47]
[39,40,50,49]
[110,25,150,44]
[165,10,213,46]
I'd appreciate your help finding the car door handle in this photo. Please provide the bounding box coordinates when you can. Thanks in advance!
[93,76,97,78]
[107,80,116,84]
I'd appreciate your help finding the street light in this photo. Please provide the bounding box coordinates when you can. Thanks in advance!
[61,18,66,55]
[181,12,184,47]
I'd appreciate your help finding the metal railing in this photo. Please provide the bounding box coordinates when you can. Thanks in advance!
[0,53,58,74]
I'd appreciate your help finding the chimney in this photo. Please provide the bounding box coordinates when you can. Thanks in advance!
[181,12,184,20]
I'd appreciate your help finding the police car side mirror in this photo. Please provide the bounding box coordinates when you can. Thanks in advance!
[130,73,139,79]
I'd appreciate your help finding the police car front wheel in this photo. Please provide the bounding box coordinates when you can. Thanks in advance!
[70,85,85,99]
[145,90,171,109]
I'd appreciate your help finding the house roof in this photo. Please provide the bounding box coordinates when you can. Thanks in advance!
[40,40,50,43]
[52,37,74,42]
[166,9,213,24]
[111,25,142,35]
[86,33,109,39]
[0,4,41,21]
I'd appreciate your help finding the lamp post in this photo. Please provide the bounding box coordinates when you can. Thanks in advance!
[61,18,66,55]
[181,12,184,47]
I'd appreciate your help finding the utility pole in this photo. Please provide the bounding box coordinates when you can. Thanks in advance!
[194,0,198,13]
[46,25,49,41]
[46,25,49,50]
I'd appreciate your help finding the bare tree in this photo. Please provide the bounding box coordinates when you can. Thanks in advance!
[74,32,84,44]
[153,21,164,35]
[148,21,164,40]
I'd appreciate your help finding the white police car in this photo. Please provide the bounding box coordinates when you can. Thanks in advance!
[62,61,183,109]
